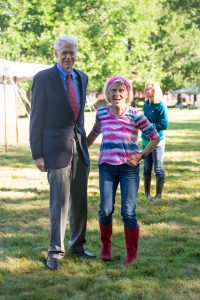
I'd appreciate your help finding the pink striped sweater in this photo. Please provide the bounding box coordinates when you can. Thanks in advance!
[92,106,159,165]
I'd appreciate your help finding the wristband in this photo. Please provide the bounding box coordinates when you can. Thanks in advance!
[141,152,145,159]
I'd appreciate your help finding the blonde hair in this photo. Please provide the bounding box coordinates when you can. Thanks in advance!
[145,80,163,104]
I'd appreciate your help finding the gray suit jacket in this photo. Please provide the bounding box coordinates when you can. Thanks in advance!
[29,64,89,168]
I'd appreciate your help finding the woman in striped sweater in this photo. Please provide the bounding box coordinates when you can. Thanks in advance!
[87,76,160,266]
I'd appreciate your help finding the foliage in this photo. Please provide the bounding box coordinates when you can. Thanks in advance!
[153,2,200,90]
[166,0,200,28]
[0,0,199,91]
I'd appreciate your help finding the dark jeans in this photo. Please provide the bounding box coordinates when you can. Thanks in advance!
[98,163,140,228]
[143,145,165,179]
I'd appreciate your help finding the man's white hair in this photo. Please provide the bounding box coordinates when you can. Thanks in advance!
[54,35,78,52]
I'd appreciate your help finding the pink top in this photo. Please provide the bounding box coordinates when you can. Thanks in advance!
[92,106,159,165]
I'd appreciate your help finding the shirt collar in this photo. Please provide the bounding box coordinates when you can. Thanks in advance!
[56,64,74,79]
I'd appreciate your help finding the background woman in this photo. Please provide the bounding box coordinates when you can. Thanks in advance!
[142,81,168,201]
[87,76,159,266]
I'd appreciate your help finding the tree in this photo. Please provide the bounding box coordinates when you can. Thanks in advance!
[0,0,199,92]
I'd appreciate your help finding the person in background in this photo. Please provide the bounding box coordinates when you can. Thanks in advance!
[142,80,168,201]
[29,34,95,270]
[87,76,160,266]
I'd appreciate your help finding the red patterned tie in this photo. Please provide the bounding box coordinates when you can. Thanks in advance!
[67,73,79,120]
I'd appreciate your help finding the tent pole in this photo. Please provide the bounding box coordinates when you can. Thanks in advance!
[14,76,19,143]
[3,75,8,152]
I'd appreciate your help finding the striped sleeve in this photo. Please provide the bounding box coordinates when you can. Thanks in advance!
[92,108,103,135]
[135,111,159,140]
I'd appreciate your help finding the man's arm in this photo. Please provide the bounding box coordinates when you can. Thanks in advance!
[29,73,46,161]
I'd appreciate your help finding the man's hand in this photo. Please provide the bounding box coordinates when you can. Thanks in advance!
[127,153,143,167]
[34,158,47,172]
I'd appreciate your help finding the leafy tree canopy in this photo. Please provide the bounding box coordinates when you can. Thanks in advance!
[0,0,199,91]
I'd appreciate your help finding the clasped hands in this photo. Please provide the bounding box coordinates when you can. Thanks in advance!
[127,152,143,167]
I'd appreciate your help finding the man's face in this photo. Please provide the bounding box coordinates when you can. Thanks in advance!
[55,42,77,72]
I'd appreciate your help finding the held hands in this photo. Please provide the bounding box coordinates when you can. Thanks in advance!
[127,152,143,167]
[35,158,47,172]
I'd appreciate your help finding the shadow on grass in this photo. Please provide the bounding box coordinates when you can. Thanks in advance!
[3,190,194,242]
[166,142,200,152]
[165,120,200,151]
[1,206,49,225]
[0,117,200,299]
[0,145,33,168]
[137,197,200,226]
[1,225,199,281]
[1,188,200,300]
[168,120,200,130]
[0,190,49,207]
[159,160,200,175]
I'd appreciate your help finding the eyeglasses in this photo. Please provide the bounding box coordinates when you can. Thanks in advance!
[57,50,76,57]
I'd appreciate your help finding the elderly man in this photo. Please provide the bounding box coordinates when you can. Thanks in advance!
[30,34,95,270]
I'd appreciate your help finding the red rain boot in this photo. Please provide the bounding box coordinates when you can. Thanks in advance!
[99,223,112,261]
[124,227,139,266]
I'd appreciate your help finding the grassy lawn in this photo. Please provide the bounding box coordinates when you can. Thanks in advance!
[0,109,200,300]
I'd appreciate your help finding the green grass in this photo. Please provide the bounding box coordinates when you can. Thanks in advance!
[0,109,200,300]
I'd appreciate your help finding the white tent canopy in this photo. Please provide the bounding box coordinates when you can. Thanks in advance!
[0,58,52,151]
[0,58,95,150]
[0,58,52,82]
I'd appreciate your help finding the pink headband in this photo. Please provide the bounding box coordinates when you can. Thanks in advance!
[106,76,130,92]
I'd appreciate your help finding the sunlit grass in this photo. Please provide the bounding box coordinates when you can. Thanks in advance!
[0,109,200,299]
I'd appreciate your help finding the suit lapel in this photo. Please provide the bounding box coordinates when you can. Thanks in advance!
[48,66,86,122]
[49,65,66,98]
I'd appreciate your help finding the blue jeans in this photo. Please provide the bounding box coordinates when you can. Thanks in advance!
[98,163,140,228]
[143,145,165,179]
